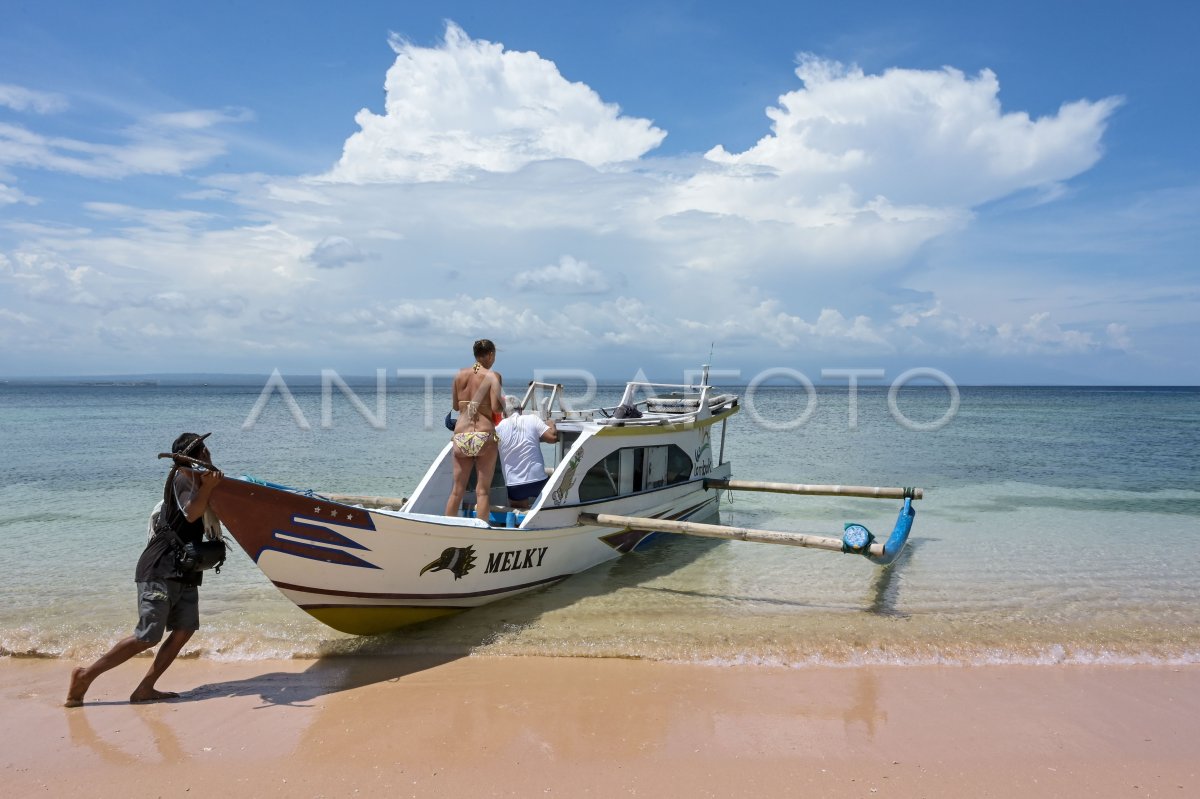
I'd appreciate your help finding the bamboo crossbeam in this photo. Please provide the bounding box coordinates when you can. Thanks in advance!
[705,479,923,500]
[324,493,408,509]
[579,512,884,557]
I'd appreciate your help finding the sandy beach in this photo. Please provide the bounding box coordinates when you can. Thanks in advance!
[3,657,1196,798]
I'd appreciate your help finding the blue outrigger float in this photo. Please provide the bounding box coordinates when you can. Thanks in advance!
[209,373,923,635]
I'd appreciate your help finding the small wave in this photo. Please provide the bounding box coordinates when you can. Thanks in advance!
[0,648,60,659]
[677,646,1200,669]
[9,642,1200,669]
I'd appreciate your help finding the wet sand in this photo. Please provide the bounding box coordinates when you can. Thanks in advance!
[3,657,1197,797]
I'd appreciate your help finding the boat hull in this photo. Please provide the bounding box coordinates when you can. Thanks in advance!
[211,467,728,635]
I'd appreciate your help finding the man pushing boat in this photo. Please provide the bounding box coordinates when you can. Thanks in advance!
[65,433,225,707]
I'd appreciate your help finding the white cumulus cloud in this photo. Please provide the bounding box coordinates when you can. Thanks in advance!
[705,56,1121,208]
[325,22,666,183]
[674,55,1123,272]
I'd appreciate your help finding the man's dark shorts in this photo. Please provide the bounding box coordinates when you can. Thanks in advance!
[133,579,199,644]
[506,478,548,503]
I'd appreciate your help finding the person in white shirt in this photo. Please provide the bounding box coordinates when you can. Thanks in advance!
[496,396,558,508]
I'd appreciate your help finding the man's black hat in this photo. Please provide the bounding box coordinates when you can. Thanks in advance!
[172,432,211,456]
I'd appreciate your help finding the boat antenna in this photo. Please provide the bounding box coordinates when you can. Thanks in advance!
[701,341,714,386]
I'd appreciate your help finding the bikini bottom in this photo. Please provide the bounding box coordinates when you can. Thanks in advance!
[452,430,496,458]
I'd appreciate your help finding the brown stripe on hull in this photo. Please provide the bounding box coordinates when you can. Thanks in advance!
[273,573,570,601]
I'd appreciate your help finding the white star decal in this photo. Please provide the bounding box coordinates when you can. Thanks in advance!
[346,514,353,522]
[331,509,339,518]
[313,506,321,514]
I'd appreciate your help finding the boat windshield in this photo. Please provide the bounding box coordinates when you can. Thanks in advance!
[578,444,693,501]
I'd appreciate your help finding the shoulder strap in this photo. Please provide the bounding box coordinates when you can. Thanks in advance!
[163,466,178,506]
[154,467,184,547]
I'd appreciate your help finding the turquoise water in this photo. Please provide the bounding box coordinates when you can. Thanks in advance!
[2,381,1198,666]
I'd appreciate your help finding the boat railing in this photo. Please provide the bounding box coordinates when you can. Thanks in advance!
[517,381,573,420]
[518,379,738,426]
[616,381,710,409]
[594,382,742,425]
[644,392,738,414]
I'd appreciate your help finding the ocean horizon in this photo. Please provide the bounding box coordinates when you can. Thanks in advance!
[3,372,1198,387]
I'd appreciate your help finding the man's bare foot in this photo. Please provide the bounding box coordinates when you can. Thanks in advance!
[129,688,180,704]
[65,666,90,708]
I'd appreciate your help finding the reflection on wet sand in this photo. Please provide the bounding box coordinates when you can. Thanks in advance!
[67,704,188,765]
[8,658,1200,797]
[263,658,891,764]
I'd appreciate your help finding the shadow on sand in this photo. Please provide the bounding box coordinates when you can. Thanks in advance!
[183,531,725,708]
[182,653,461,708]
[183,525,926,708]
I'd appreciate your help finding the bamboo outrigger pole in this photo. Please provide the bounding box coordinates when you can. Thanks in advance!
[578,512,886,558]
[323,494,408,509]
[704,479,923,501]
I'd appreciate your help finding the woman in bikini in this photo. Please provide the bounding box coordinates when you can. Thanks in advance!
[444,339,505,520]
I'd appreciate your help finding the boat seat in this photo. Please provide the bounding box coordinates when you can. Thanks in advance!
[455,501,527,527]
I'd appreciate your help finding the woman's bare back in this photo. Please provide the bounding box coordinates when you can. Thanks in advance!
[452,364,502,434]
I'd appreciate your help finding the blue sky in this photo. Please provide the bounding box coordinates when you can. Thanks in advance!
[1,1,1197,384]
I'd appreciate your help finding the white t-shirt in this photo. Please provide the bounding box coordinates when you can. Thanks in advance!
[496,414,550,487]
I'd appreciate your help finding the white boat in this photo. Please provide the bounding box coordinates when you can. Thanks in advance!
[210,376,921,635]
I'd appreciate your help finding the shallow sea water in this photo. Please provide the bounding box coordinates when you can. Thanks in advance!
[2,381,1198,666]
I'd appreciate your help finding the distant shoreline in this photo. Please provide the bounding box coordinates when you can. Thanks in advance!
[2,375,1198,389]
